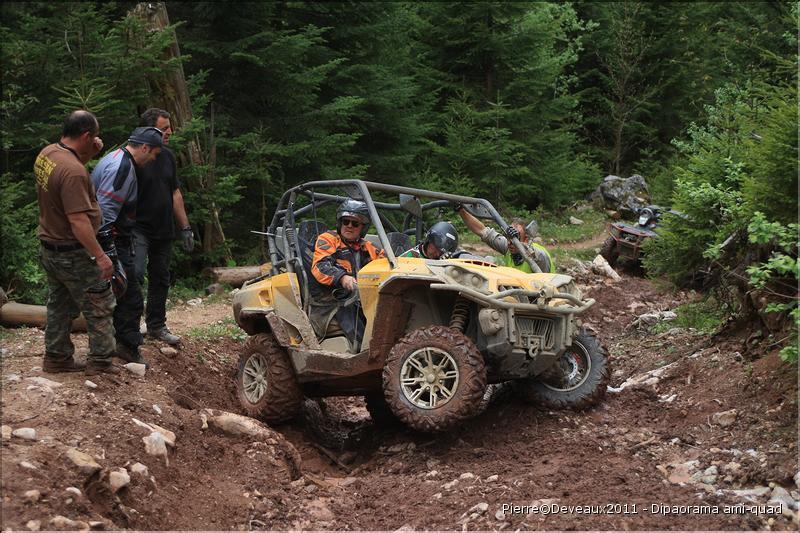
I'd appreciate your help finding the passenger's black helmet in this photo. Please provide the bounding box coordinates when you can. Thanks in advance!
[336,199,370,237]
[424,221,459,258]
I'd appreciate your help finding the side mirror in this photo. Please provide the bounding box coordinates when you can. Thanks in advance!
[399,194,423,218]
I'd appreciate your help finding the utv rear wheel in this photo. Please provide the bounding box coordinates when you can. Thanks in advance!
[521,331,609,410]
[383,326,487,432]
[236,333,303,423]
[600,236,619,266]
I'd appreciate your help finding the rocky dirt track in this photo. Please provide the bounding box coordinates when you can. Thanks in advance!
[1,267,797,531]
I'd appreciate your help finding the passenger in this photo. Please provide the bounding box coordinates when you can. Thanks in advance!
[400,221,459,259]
[309,200,385,349]
[455,205,554,273]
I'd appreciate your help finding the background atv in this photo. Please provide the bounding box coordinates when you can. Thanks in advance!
[232,180,610,432]
[600,205,663,267]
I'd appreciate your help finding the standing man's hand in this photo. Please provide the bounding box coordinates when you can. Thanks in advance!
[181,226,194,252]
[341,275,357,292]
[96,253,113,280]
[91,137,104,158]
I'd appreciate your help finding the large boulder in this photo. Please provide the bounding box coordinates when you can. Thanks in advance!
[590,174,650,217]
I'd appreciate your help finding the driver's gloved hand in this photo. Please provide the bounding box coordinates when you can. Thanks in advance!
[453,203,464,213]
[505,225,520,241]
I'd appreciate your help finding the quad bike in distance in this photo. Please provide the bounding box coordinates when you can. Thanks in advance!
[600,205,666,267]
[232,180,610,432]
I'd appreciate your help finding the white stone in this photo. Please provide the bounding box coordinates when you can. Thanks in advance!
[794,471,800,489]
[25,376,62,388]
[25,519,41,531]
[459,472,475,480]
[65,487,82,497]
[66,448,102,475]
[130,462,149,477]
[124,363,146,376]
[425,470,439,478]
[49,515,89,531]
[152,404,162,415]
[769,486,797,510]
[143,432,169,465]
[569,216,584,225]
[187,298,202,306]
[12,428,37,441]
[730,486,771,500]
[432,492,442,500]
[19,461,37,470]
[23,489,41,503]
[160,347,178,357]
[6,373,21,382]
[485,475,499,482]
[84,380,98,389]
[712,409,737,427]
[469,502,489,514]
[442,480,459,490]
[131,418,175,447]
[109,468,130,493]
[1,425,12,440]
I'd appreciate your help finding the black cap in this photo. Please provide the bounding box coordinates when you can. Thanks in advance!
[128,126,163,147]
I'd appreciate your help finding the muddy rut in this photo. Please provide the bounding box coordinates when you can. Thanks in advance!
[1,272,797,531]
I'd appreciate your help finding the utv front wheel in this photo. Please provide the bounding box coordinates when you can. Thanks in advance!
[236,333,303,423]
[600,236,619,266]
[383,326,487,432]
[520,331,609,410]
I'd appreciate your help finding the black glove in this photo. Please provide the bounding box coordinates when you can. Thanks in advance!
[181,226,195,252]
[505,225,520,241]
[453,203,464,213]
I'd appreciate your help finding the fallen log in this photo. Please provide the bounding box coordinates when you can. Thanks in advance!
[0,301,87,332]
[203,264,270,287]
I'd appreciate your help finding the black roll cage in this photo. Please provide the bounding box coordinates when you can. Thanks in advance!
[266,180,542,275]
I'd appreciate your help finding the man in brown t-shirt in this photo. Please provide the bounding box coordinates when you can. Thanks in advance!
[35,110,118,375]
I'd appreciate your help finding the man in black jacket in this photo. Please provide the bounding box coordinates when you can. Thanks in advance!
[133,108,194,346]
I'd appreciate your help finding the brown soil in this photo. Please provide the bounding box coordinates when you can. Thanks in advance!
[1,266,797,530]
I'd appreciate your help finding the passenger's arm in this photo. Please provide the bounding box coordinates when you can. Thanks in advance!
[457,207,486,236]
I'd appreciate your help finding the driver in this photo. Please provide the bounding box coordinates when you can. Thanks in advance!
[309,200,385,349]
[456,205,554,273]
[400,221,460,259]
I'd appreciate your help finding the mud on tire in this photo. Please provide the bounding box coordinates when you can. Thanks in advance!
[236,333,303,423]
[600,236,619,266]
[520,330,609,410]
[382,325,487,432]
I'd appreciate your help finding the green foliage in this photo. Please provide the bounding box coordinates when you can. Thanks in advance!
[187,316,246,342]
[650,299,728,334]
[537,207,606,244]
[0,177,45,302]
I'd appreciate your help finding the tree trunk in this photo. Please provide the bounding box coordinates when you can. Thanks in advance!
[0,302,87,332]
[130,2,228,256]
[203,265,271,287]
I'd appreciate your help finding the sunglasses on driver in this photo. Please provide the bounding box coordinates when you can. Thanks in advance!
[341,218,363,228]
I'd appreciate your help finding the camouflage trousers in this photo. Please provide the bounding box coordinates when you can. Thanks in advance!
[39,246,116,364]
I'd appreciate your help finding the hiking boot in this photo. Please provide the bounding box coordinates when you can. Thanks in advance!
[147,327,181,346]
[85,362,122,376]
[42,358,86,373]
[114,344,150,369]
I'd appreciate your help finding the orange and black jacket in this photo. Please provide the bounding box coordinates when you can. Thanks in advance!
[311,231,385,289]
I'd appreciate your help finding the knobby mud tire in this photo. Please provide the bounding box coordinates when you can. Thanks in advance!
[600,236,619,267]
[236,333,303,423]
[383,325,487,432]
[521,330,610,410]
